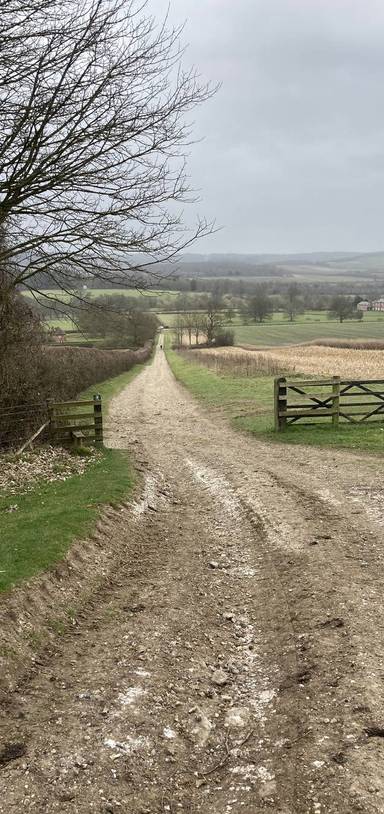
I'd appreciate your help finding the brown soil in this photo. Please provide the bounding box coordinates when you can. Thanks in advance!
[1,343,384,812]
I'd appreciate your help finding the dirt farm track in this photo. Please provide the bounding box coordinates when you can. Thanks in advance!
[1,341,384,813]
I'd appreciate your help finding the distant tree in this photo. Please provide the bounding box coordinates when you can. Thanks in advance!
[173,314,186,347]
[203,300,223,345]
[214,329,234,346]
[76,295,157,347]
[77,299,105,337]
[284,283,303,322]
[328,295,354,323]
[192,312,206,345]
[247,288,273,323]
[181,312,195,346]
[129,308,159,348]
[225,307,235,323]
[174,294,192,313]
[239,301,250,324]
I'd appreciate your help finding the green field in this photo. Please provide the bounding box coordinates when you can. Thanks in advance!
[157,312,178,326]
[47,318,76,330]
[165,344,384,455]
[233,317,384,346]
[24,286,384,348]
[0,449,133,593]
[161,309,384,346]
[24,286,173,300]
[24,287,181,311]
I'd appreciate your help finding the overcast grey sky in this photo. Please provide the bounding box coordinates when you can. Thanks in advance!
[150,0,384,254]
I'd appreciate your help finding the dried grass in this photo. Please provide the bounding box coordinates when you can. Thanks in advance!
[181,348,296,377]
[190,345,384,380]
[257,345,384,379]
[307,338,384,350]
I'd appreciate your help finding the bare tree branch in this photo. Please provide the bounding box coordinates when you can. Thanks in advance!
[0,0,217,300]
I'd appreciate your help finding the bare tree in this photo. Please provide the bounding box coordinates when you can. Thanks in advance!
[173,313,186,347]
[192,311,205,345]
[328,295,354,323]
[0,0,215,302]
[247,287,273,323]
[182,312,196,346]
[284,283,303,322]
[202,300,223,345]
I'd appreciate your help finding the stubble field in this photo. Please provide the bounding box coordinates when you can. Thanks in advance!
[193,344,384,379]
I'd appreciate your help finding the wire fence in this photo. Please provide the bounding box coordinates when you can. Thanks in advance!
[0,401,50,451]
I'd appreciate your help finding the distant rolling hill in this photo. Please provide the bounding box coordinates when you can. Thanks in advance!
[177,251,384,280]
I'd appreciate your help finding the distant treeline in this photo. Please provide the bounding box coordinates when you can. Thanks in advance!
[23,268,384,306]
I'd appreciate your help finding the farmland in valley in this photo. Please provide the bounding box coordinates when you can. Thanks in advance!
[22,284,384,350]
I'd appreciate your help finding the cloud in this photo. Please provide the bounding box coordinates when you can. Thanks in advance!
[149,0,384,252]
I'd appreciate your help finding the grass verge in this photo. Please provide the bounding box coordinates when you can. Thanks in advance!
[166,345,384,454]
[0,448,133,593]
[0,360,150,593]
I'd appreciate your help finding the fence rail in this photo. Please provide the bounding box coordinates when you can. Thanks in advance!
[0,396,103,450]
[48,396,103,446]
[274,376,384,431]
[0,402,50,449]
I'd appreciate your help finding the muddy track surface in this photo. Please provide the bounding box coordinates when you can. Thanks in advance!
[1,343,384,813]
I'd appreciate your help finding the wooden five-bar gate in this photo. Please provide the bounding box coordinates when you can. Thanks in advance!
[1,395,103,452]
[274,376,384,431]
[48,395,103,446]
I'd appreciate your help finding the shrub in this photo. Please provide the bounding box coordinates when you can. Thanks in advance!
[214,329,235,347]
[0,274,153,447]
[1,342,152,448]
[180,348,294,377]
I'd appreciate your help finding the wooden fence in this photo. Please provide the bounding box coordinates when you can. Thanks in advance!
[48,395,103,446]
[0,395,103,451]
[274,376,384,431]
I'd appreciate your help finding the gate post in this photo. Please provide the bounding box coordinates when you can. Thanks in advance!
[332,376,341,426]
[47,398,54,444]
[274,377,287,431]
[93,394,103,446]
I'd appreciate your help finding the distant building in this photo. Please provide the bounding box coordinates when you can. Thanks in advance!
[356,301,370,311]
[50,328,66,344]
[371,298,384,312]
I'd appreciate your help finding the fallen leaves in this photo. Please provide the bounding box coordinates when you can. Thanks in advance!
[0,446,100,496]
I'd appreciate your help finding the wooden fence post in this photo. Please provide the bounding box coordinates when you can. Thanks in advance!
[274,377,287,431]
[332,376,341,426]
[47,398,54,443]
[93,394,103,446]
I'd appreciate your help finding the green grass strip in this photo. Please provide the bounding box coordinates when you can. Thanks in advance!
[0,360,149,593]
[0,449,133,593]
